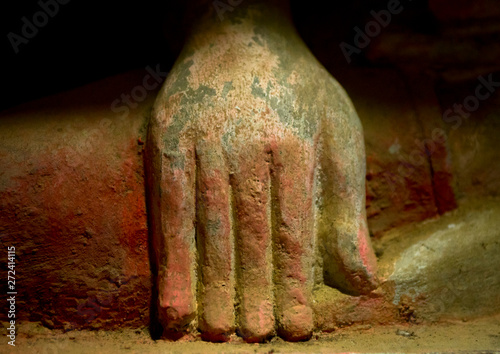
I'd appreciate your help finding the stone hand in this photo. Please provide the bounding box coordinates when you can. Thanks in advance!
[145,1,378,342]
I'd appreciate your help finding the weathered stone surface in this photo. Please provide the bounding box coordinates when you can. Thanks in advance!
[315,197,500,330]
[384,198,500,321]
[402,73,457,215]
[145,0,377,342]
[2,68,499,340]
[2,65,499,339]
[335,68,440,236]
[2,1,500,340]
[435,74,500,200]
[0,70,154,330]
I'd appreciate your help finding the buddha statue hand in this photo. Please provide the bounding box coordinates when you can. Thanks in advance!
[146,0,378,342]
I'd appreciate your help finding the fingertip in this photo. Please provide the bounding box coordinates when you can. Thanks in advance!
[199,289,235,342]
[277,305,314,342]
[238,299,275,343]
[158,303,196,331]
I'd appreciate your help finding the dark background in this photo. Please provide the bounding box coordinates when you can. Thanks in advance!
[0,0,430,112]
[1,0,177,112]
